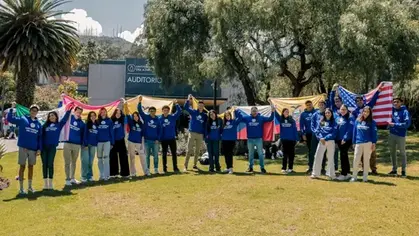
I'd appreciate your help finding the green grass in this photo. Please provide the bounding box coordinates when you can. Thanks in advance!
[1,131,419,236]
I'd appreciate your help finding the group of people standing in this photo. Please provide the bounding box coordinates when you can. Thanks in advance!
[6,85,411,194]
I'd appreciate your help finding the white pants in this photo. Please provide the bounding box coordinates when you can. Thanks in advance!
[312,140,336,178]
[353,142,372,181]
[97,141,111,180]
[128,141,148,176]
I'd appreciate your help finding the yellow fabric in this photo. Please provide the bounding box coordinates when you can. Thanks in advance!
[270,94,327,116]
[125,95,174,115]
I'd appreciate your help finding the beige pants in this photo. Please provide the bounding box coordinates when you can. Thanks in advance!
[128,141,148,176]
[184,132,204,168]
[353,142,373,181]
[63,143,80,181]
[312,140,336,178]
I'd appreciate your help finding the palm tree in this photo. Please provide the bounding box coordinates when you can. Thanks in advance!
[0,0,79,107]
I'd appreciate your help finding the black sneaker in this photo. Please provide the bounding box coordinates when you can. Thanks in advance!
[321,169,326,175]
[209,169,216,173]
[388,170,398,175]
[370,170,378,176]
[193,165,198,170]
[401,171,406,178]
[174,168,180,173]
[306,169,313,174]
[246,168,254,173]
[261,168,267,174]
[163,169,168,173]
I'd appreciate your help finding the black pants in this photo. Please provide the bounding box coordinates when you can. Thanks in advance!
[222,140,236,169]
[161,139,178,171]
[281,140,296,170]
[337,140,352,176]
[305,133,313,168]
[110,139,130,177]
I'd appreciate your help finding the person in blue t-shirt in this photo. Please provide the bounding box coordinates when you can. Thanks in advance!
[388,97,411,177]
[205,110,223,172]
[63,106,85,186]
[41,104,73,190]
[81,111,99,182]
[138,96,161,174]
[123,100,149,177]
[351,106,377,182]
[221,110,241,174]
[335,105,354,181]
[97,107,114,181]
[277,108,299,174]
[110,108,129,178]
[311,108,338,180]
[236,104,275,174]
[8,103,42,195]
[183,95,208,171]
[159,100,182,173]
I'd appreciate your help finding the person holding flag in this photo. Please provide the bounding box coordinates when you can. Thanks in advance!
[205,110,223,172]
[7,103,42,194]
[110,108,129,178]
[97,107,114,181]
[236,101,275,174]
[138,95,161,174]
[41,103,74,189]
[277,108,299,173]
[183,95,208,171]
[82,111,99,182]
[159,100,182,173]
[388,97,411,177]
[63,106,85,186]
[221,110,242,174]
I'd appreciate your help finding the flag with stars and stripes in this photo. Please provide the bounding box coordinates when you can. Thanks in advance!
[338,82,393,125]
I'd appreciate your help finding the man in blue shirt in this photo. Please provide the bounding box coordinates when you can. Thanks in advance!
[388,98,411,177]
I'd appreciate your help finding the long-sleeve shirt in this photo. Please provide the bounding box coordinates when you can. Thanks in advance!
[353,119,377,144]
[138,103,160,141]
[299,109,317,135]
[126,115,143,143]
[335,115,353,141]
[237,111,274,139]
[97,118,114,145]
[83,122,99,146]
[113,118,126,141]
[67,115,85,145]
[184,100,207,134]
[7,111,42,151]
[205,118,223,141]
[43,110,71,146]
[390,106,411,137]
[310,110,325,139]
[221,110,242,141]
[351,90,380,119]
[276,113,299,141]
[159,104,182,141]
[315,119,337,141]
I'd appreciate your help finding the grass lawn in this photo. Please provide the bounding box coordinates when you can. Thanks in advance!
[1,130,419,236]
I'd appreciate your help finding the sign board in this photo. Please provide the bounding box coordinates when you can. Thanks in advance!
[124,58,221,98]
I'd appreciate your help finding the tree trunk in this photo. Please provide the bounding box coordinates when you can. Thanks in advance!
[15,66,37,107]
[292,84,303,97]
[317,77,327,94]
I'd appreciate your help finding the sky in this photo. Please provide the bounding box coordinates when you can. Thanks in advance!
[56,0,147,42]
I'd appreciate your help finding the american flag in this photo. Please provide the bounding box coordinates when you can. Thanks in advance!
[338,82,393,125]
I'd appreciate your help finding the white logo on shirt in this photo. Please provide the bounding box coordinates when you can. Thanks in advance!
[115,121,119,125]
[164,119,169,123]
[93,125,97,129]
[197,115,202,120]
[226,122,230,126]
[284,120,288,123]
[394,112,398,117]
[50,123,55,127]
[30,123,35,128]
[362,121,366,125]
[150,120,154,124]
[136,124,140,128]
[252,119,256,122]
[212,121,216,126]
[309,113,312,117]
[101,121,105,125]
[73,121,78,126]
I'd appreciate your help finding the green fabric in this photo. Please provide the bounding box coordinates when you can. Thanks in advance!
[14,104,30,117]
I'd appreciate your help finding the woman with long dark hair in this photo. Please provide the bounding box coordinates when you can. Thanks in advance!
[221,109,241,174]
[123,99,150,177]
[81,111,99,182]
[351,106,377,182]
[311,108,338,180]
[110,108,130,178]
[277,108,298,174]
[41,105,73,190]
[205,110,223,172]
[335,105,353,181]
[97,107,114,181]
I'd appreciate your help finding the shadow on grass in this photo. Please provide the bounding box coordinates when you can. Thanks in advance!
[3,189,75,202]
[309,177,397,186]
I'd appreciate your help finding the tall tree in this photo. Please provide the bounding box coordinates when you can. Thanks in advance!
[76,40,106,71]
[0,0,79,107]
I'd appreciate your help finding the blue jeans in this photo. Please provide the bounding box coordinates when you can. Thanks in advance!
[97,142,111,180]
[145,139,159,169]
[206,140,220,171]
[247,138,264,169]
[81,145,96,180]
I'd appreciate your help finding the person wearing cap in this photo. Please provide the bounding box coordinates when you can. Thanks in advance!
[7,103,42,194]
[388,97,411,177]
[183,94,208,171]
[63,106,85,186]
[235,101,275,174]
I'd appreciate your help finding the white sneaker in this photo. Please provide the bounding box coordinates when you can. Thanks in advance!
[48,179,54,190]
[337,175,347,181]
[345,174,352,180]
[18,189,27,195]
[154,168,159,174]
[28,187,35,193]
[81,179,88,183]
[287,169,294,173]
[70,179,81,185]
[183,168,188,172]
[350,177,357,182]
[228,168,233,174]
[281,170,287,174]
[88,177,94,182]
[43,179,49,190]
[223,169,230,173]
[363,178,368,182]
[65,180,72,186]
[310,174,318,179]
